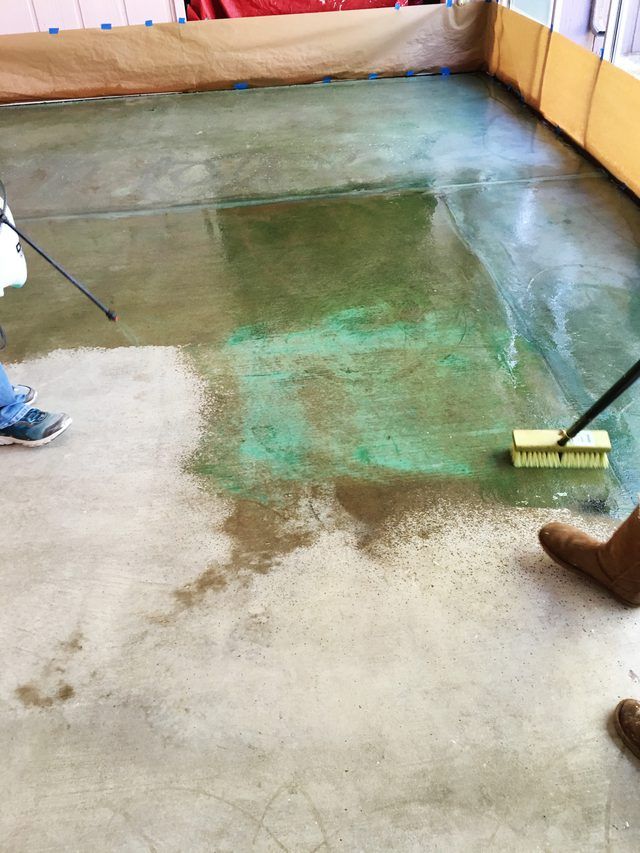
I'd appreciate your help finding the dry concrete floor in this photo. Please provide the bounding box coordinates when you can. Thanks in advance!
[1,75,640,851]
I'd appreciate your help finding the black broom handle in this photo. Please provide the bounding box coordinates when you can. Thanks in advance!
[0,213,118,322]
[559,356,640,446]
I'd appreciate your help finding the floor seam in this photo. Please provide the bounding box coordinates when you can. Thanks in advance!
[16,172,606,223]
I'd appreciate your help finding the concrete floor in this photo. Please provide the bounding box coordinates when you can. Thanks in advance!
[1,75,640,851]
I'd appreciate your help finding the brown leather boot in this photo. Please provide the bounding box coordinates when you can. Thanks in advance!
[614,699,640,760]
[538,506,640,605]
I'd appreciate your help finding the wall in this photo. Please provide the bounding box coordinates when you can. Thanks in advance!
[557,0,597,48]
[0,0,186,34]
[510,0,551,25]
[622,0,640,53]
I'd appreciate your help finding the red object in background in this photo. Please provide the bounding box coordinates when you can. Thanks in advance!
[219,0,408,14]
[188,0,216,18]
[187,0,408,18]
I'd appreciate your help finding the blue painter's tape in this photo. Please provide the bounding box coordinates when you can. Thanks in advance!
[234,82,249,90]
[368,73,379,80]
[178,16,186,23]
[101,22,112,30]
[446,0,452,6]
[600,47,605,60]
[406,70,415,77]
[441,66,451,77]
[145,19,153,26]
[322,76,332,84]
[48,27,59,34]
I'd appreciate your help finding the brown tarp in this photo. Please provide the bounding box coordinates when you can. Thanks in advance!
[540,31,600,146]
[587,60,640,198]
[0,4,487,104]
[484,2,549,107]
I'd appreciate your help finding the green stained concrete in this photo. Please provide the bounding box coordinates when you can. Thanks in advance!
[0,75,638,515]
[185,194,625,510]
[444,178,640,501]
[1,75,594,219]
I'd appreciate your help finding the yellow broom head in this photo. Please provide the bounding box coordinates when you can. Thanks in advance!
[511,429,611,469]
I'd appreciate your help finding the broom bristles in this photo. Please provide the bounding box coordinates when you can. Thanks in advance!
[511,449,609,469]
[511,429,611,469]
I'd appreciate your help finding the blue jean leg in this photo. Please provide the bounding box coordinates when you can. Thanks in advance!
[0,364,29,429]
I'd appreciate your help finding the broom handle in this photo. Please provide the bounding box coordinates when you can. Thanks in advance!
[559,356,640,446]
[0,213,118,322]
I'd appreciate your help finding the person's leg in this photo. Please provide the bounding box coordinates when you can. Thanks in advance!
[0,363,29,429]
[539,517,640,760]
[0,363,71,446]
[539,506,640,605]
[0,363,14,406]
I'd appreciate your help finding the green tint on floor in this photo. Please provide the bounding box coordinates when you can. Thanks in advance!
[444,177,640,501]
[0,75,638,516]
[184,194,624,511]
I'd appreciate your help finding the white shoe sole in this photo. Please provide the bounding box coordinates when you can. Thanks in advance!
[0,416,72,447]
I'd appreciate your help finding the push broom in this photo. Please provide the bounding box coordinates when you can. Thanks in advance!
[512,356,640,469]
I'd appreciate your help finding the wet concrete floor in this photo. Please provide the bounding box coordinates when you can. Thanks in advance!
[1,74,640,850]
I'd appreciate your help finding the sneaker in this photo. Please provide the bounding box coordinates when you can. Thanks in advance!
[12,385,37,406]
[0,408,72,447]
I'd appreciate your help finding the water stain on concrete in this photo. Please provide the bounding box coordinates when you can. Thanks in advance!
[15,684,53,708]
[172,497,315,609]
[173,565,228,609]
[223,498,314,573]
[334,477,460,554]
[56,683,75,702]
[14,629,84,707]
[172,478,471,612]
[60,631,84,654]
[16,682,75,708]
[335,478,432,528]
